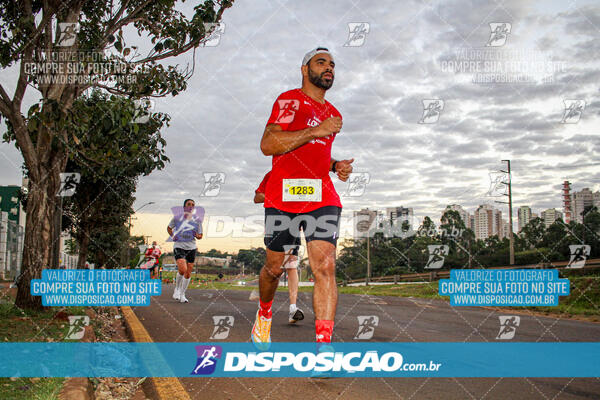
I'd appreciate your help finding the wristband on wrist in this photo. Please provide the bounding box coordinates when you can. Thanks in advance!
[331,161,338,173]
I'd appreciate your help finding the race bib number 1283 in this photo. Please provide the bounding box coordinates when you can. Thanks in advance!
[282,179,322,202]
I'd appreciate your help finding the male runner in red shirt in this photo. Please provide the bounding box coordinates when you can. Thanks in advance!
[144,241,162,279]
[251,47,354,348]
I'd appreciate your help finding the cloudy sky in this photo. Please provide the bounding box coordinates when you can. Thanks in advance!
[1,0,599,252]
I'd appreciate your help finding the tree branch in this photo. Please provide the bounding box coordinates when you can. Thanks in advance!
[0,84,12,112]
[93,83,169,98]
[8,0,55,64]
[103,0,154,42]
[13,46,33,110]
[108,0,132,26]
[109,1,233,66]
[4,104,40,178]
[132,39,200,65]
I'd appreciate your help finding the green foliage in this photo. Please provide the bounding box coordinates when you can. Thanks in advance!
[337,212,600,280]
[200,248,232,258]
[234,248,266,273]
[64,237,79,256]
[1,0,235,310]
[519,217,546,248]
[61,91,169,268]
[1,1,234,96]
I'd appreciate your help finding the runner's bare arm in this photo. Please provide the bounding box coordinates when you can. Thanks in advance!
[260,117,342,155]
[167,226,178,241]
[254,192,265,203]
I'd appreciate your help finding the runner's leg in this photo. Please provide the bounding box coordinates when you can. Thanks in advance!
[179,254,194,303]
[286,259,298,306]
[251,250,285,347]
[185,261,194,279]
[307,240,337,342]
[253,207,296,347]
[285,258,304,323]
[259,249,286,306]
[173,255,186,300]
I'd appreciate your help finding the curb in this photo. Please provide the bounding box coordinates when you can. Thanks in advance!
[121,306,191,400]
[58,322,97,400]
[58,377,94,400]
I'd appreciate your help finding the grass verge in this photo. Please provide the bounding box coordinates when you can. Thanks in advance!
[0,295,117,399]
[0,377,64,400]
[181,273,600,320]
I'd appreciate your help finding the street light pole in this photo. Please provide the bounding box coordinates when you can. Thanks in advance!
[366,235,371,285]
[501,160,515,265]
[129,201,155,236]
[53,197,63,268]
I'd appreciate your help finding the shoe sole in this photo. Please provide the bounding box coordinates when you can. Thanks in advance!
[251,312,271,350]
[289,309,304,324]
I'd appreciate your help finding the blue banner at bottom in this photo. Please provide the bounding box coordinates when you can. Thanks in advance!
[1,343,599,378]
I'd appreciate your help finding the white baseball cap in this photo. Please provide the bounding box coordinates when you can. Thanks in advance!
[302,47,333,66]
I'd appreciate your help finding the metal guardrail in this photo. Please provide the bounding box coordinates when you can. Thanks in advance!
[340,258,600,286]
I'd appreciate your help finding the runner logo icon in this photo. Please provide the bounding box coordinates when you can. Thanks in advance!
[354,316,379,340]
[418,99,444,124]
[166,206,204,242]
[58,173,81,197]
[486,23,511,47]
[65,316,90,340]
[344,22,370,47]
[275,100,299,124]
[201,23,225,47]
[424,245,449,270]
[344,172,370,197]
[496,316,520,340]
[210,316,234,340]
[567,244,590,269]
[57,23,80,47]
[133,99,155,124]
[191,345,222,375]
[561,100,585,124]
[487,171,509,197]
[201,172,225,197]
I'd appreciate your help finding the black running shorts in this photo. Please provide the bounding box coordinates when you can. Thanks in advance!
[174,247,196,263]
[264,206,342,252]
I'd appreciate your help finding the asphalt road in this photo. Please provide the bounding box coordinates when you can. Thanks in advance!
[132,285,600,400]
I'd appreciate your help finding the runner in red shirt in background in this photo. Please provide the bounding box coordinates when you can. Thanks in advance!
[251,47,354,349]
[144,241,162,279]
[255,171,304,324]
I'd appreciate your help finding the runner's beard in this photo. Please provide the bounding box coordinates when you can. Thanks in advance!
[308,68,334,90]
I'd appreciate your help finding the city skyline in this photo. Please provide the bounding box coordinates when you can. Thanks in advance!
[2,177,596,254]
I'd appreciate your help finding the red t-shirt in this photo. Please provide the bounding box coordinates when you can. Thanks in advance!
[264,88,342,213]
[145,247,161,265]
[256,171,271,194]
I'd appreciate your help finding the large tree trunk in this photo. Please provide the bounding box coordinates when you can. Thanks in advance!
[14,130,68,310]
[14,164,63,310]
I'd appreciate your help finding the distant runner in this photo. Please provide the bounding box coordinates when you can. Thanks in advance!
[167,199,203,303]
[143,241,162,279]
